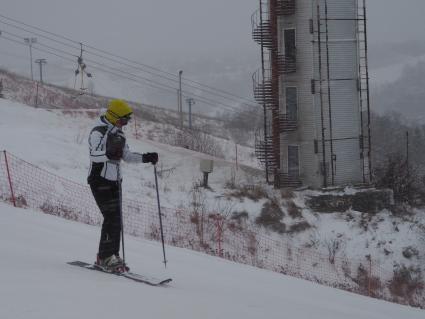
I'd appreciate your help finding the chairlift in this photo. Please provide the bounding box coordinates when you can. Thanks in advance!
[73,43,93,96]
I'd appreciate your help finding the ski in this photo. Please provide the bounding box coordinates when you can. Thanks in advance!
[67,261,172,286]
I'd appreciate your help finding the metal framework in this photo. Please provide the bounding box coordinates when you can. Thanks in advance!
[357,0,373,183]
[315,0,372,186]
[74,43,92,94]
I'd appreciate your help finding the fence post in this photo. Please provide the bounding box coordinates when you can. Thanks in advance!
[3,151,16,207]
[367,254,372,297]
[215,214,223,258]
[35,82,39,108]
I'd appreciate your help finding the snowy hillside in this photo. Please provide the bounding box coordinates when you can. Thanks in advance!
[0,98,261,209]
[1,97,424,308]
[1,202,423,319]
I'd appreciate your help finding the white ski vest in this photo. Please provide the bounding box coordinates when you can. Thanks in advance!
[88,117,144,182]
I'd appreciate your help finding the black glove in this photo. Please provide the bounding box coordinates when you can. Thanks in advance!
[106,131,126,161]
[142,152,158,165]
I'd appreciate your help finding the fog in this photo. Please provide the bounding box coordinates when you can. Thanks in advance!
[1,0,425,116]
[1,0,424,62]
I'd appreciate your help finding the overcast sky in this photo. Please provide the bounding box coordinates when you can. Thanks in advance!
[1,0,425,113]
[1,0,424,62]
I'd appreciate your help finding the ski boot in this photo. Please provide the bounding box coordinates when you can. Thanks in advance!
[114,255,130,272]
[95,254,127,273]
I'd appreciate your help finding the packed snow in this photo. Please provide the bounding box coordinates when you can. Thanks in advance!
[0,97,424,312]
[0,202,423,319]
[0,98,263,210]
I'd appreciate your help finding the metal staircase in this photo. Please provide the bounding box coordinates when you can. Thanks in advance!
[255,130,278,172]
[278,54,296,75]
[276,173,302,188]
[276,0,296,16]
[251,0,298,187]
[279,114,297,132]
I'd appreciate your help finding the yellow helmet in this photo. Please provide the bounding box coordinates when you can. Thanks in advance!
[105,99,133,125]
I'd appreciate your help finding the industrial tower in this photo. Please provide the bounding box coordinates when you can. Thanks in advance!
[252,0,371,188]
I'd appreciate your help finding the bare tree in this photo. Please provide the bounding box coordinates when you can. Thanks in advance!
[374,153,423,204]
[0,79,4,98]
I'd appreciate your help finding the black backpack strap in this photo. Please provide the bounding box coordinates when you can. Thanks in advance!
[88,126,109,184]
[90,125,108,137]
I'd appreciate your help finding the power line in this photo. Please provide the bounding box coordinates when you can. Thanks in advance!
[0,18,261,115]
[0,29,262,120]
[0,35,181,95]
[0,34,263,122]
[0,14,258,107]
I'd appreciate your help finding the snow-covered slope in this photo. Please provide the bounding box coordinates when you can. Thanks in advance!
[0,98,262,210]
[1,97,424,308]
[1,202,422,319]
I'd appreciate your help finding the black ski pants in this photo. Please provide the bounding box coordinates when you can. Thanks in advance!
[89,179,122,259]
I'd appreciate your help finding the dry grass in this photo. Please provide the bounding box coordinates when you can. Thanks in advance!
[227,184,269,202]
[389,266,424,303]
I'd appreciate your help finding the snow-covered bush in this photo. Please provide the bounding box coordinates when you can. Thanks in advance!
[0,79,4,98]
[255,199,286,234]
[325,237,345,264]
[166,128,224,158]
[226,184,269,202]
[389,265,424,306]
[222,105,262,146]
[374,153,424,204]
[287,200,302,219]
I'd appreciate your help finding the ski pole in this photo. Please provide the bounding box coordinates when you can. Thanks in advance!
[118,167,126,267]
[154,165,167,268]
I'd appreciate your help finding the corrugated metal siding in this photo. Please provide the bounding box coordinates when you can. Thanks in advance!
[279,0,363,188]
[322,0,357,19]
[321,0,362,185]
[332,139,362,185]
[279,0,320,187]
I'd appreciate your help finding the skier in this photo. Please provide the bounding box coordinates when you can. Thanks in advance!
[87,99,158,272]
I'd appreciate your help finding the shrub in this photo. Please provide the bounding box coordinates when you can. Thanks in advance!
[287,200,302,219]
[167,128,224,158]
[353,263,382,297]
[222,105,262,145]
[281,189,295,199]
[389,265,424,303]
[231,211,249,221]
[288,221,311,233]
[325,237,345,264]
[256,200,286,234]
[227,184,269,202]
[15,195,28,208]
[402,246,419,259]
[374,153,424,204]
[224,167,237,189]
[0,79,4,98]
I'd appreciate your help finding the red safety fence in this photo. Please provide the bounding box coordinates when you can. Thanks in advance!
[0,150,423,308]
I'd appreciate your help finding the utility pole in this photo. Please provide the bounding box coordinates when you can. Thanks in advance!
[179,70,183,129]
[24,37,37,80]
[35,59,47,83]
[35,82,39,108]
[176,88,180,125]
[406,131,410,203]
[235,143,238,170]
[186,98,195,129]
